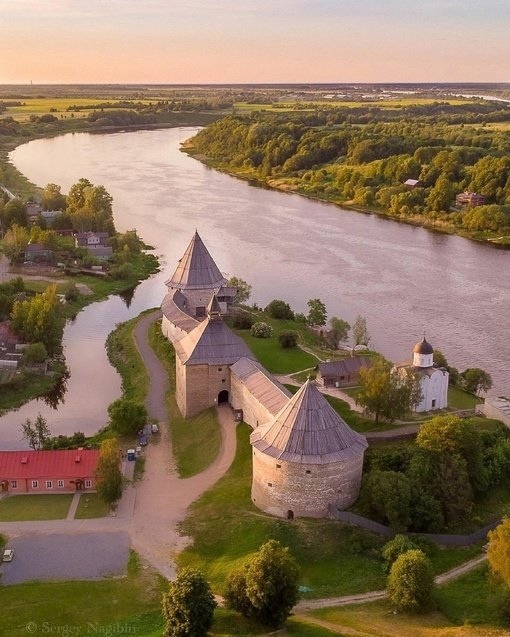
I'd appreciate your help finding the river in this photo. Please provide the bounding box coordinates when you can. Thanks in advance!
[1,127,509,449]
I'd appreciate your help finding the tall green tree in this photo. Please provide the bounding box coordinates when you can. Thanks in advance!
[487,519,510,587]
[42,183,66,210]
[357,358,422,424]
[225,539,300,628]
[11,284,65,355]
[162,567,216,637]
[461,367,493,395]
[95,438,123,505]
[227,276,252,304]
[307,298,327,326]
[108,398,148,436]
[3,223,30,263]
[329,316,350,348]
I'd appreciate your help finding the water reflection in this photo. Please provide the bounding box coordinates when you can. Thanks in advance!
[41,369,70,409]
[117,285,137,308]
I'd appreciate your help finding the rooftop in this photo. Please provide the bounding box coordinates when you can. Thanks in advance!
[0,449,100,479]
[165,231,227,291]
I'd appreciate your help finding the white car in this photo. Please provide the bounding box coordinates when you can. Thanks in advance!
[2,549,14,562]
[151,423,159,434]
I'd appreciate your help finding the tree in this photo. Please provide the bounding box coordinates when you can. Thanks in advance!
[265,299,294,320]
[225,540,300,628]
[487,519,510,586]
[362,470,411,531]
[357,358,422,424]
[162,567,216,637]
[307,298,327,326]
[227,276,251,304]
[382,535,420,573]
[108,398,148,436]
[42,183,66,211]
[11,284,65,355]
[95,438,123,505]
[387,549,434,613]
[21,414,51,450]
[22,342,48,365]
[329,317,350,348]
[461,367,493,396]
[3,223,30,263]
[352,315,370,347]
[279,330,298,348]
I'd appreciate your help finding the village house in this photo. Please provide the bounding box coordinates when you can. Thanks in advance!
[24,243,54,264]
[404,178,421,188]
[75,232,113,260]
[316,356,372,388]
[455,191,486,207]
[0,449,100,494]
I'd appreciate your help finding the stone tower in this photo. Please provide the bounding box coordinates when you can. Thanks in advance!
[250,380,368,519]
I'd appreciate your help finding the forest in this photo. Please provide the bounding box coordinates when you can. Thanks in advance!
[189,102,510,241]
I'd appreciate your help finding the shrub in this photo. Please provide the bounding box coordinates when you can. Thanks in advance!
[231,310,254,330]
[387,549,434,613]
[279,330,299,348]
[265,299,294,320]
[382,535,420,573]
[251,322,273,338]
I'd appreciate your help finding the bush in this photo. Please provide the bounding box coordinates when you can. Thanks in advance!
[381,535,419,573]
[279,330,299,348]
[231,310,254,330]
[251,322,273,338]
[265,299,294,320]
[387,549,434,613]
[162,567,216,637]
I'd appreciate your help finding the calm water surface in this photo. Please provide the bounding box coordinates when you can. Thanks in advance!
[1,127,509,448]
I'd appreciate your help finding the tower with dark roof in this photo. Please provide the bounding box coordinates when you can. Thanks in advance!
[250,380,368,518]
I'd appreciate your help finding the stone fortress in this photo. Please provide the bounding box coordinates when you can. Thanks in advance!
[161,232,368,518]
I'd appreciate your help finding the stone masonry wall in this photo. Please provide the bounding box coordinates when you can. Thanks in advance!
[251,447,364,518]
[230,374,275,429]
[177,361,232,418]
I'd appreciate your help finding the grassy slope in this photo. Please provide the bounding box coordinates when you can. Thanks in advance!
[147,319,221,478]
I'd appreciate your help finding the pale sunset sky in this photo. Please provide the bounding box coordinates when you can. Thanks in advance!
[1,0,509,84]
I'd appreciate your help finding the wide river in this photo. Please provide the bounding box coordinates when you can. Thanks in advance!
[1,127,509,449]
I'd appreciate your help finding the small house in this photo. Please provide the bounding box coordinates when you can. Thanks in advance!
[316,357,372,388]
[455,191,486,207]
[74,232,110,248]
[404,178,421,188]
[25,202,43,218]
[24,243,54,264]
[0,449,100,494]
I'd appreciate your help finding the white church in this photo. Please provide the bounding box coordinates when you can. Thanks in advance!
[397,337,449,412]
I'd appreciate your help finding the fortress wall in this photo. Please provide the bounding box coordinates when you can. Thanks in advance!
[161,315,187,344]
[230,374,275,429]
[251,447,365,518]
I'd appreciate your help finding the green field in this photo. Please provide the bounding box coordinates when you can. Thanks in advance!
[233,97,478,112]
[0,494,73,521]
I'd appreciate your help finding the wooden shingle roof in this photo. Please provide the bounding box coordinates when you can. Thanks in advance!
[231,357,292,416]
[165,231,227,291]
[250,380,367,464]
[174,317,254,366]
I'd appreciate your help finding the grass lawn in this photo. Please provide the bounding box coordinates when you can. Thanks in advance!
[308,597,507,637]
[74,492,110,519]
[0,494,73,521]
[106,315,150,404]
[0,551,167,637]
[236,331,317,374]
[448,385,482,409]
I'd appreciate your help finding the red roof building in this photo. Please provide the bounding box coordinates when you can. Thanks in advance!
[0,449,100,494]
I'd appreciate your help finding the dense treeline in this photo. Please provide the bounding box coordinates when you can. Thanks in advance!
[190,108,510,238]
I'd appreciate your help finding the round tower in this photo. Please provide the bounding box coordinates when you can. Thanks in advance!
[413,337,434,368]
[250,380,368,519]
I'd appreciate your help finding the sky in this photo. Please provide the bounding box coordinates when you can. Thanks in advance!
[1,0,509,84]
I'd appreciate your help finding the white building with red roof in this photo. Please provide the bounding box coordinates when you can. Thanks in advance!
[0,449,100,494]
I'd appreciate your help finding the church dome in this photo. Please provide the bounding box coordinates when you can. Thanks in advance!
[413,337,433,355]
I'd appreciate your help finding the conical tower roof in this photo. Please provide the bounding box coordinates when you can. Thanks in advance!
[165,231,227,291]
[250,380,367,464]
[174,316,254,366]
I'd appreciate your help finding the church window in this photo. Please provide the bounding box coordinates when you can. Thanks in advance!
[276,464,281,469]
[306,470,311,474]
[268,483,273,487]
[218,367,223,371]
[432,399,436,408]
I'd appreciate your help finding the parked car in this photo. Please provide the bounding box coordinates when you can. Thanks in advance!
[151,423,159,434]
[2,549,14,562]
[138,434,148,447]
[127,448,136,461]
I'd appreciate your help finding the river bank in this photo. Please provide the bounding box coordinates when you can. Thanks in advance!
[183,145,510,249]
